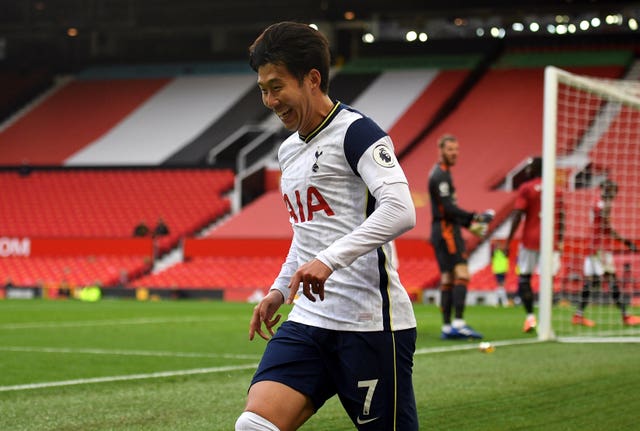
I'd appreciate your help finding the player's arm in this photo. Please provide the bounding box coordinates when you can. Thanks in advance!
[249,240,298,341]
[428,172,491,233]
[606,219,637,252]
[503,183,531,254]
[270,240,299,301]
[623,238,638,252]
[440,192,493,236]
[503,209,524,255]
[428,174,475,227]
[315,138,416,272]
[316,180,415,270]
[287,176,414,304]
[291,126,414,302]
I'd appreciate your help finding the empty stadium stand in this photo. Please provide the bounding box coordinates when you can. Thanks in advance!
[0,78,172,165]
[0,63,260,167]
[0,68,53,124]
[0,168,233,295]
[2,47,638,302]
[1,255,151,290]
[1,169,233,240]
[0,237,153,299]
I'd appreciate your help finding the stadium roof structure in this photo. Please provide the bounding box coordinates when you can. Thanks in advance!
[1,0,639,69]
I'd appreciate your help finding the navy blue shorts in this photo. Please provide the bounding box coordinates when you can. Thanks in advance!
[250,320,419,430]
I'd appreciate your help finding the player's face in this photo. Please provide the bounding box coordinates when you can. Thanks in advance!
[257,62,315,134]
[602,184,617,200]
[440,140,459,166]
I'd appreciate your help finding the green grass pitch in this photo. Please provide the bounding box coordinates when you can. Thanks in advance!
[1,299,639,430]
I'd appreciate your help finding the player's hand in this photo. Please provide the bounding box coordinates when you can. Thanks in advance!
[469,222,488,237]
[287,259,333,304]
[474,209,495,224]
[249,290,283,341]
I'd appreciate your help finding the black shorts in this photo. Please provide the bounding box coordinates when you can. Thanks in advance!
[431,222,467,273]
[250,320,419,430]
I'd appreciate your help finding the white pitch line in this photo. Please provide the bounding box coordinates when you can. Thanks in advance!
[0,346,261,360]
[1,338,543,361]
[1,338,544,393]
[0,363,259,392]
[414,337,542,355]
[0,316,229,330]
[557,336,640,343]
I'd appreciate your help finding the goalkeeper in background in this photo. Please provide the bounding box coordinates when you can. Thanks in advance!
[503,157,564,333]
[573,179,640,327]
[428,134,494,340]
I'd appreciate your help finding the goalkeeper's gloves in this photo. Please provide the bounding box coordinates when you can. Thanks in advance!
[473,209,495,224]
[469,222,488,237]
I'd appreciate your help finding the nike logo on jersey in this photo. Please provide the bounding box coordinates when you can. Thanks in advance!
[356,416,380,425]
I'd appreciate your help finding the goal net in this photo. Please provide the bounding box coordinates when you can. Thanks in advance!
[539,66,640,342]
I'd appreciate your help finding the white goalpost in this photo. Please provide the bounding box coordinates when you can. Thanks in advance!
[539,65,640,342]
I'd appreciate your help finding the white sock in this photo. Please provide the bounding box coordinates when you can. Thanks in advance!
[235,411,280,431]
[452,319,466,329]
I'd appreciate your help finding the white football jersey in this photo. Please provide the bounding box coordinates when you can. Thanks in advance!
[271,102,417,332]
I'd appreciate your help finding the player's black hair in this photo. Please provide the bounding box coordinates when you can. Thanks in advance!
[527,156,542,178]
[600,178,618,193]
[249,21,331,93]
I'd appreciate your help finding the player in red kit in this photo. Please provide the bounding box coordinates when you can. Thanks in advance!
[504,157,564,333]
[573,179,640,327]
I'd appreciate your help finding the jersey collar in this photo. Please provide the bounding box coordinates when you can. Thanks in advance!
[439,162,450,171]
[299,101,341,143]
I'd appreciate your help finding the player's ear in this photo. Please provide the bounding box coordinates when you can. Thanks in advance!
[307,69,322,89]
